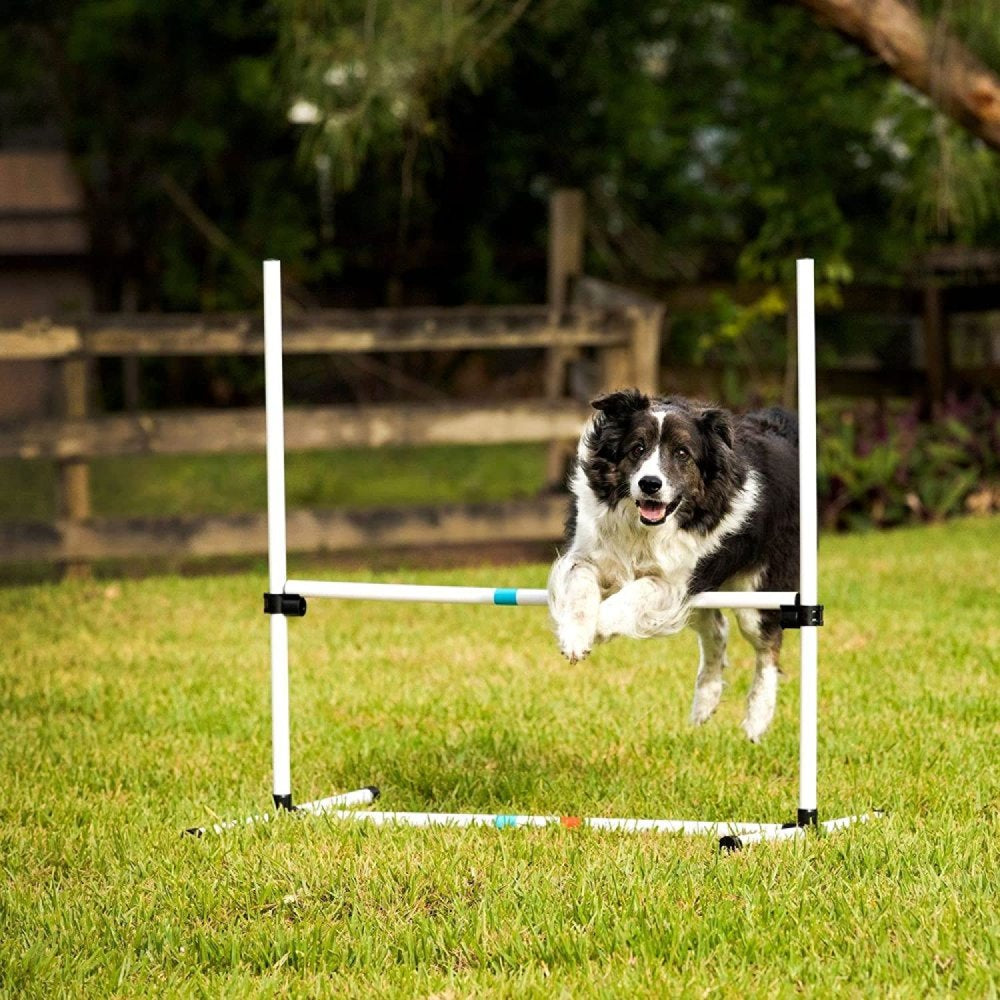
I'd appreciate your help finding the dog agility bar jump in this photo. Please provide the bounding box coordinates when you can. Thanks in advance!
[186,258,875,849]
[282,580,800,609]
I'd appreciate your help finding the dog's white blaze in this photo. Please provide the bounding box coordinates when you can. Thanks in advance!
[633,452,668,488]
[632,411,672,500]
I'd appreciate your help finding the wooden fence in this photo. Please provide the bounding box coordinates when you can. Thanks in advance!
[0,295,663,572]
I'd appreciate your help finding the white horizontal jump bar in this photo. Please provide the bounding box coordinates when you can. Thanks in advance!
[285,579,799,611]
[287,579,548,606]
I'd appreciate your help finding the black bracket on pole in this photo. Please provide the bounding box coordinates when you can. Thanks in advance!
[719,808,820,852]
[779,595,824,629]
[263,593,307,617]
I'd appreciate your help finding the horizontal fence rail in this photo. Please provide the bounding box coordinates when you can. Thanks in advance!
[0,497,568,564]
[0,306,638,360]
[0,399,590,460]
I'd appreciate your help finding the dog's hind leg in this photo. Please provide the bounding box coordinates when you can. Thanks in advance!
[735,609,783,742]
[689,608,728,725]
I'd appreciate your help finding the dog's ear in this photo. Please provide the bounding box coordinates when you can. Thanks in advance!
[591,389,650,420]
[696,407,734,450]
[586,389,650,463]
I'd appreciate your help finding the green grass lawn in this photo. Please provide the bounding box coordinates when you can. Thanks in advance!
[2,517,998,997]
[0,444,549,520]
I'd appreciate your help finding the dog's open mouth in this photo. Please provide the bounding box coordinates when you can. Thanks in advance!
[636,497,681,526]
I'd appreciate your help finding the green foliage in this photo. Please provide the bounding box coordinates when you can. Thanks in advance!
[1,1,328,310]
[917,0,1000,82]
[277,0,528,190]
[6,0,1000,318]
[274,0,1000,304]
[695,288,789,368]
[872,81,1000,247]
[819,395,1000,530]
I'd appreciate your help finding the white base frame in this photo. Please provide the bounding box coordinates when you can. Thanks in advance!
[186,258,876,849]
[265,798,879,845]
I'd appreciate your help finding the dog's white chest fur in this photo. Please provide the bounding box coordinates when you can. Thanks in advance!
[567,466,761,597]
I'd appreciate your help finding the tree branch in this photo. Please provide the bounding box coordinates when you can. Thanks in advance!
[158,173,313,312]
[796,0,1000,150]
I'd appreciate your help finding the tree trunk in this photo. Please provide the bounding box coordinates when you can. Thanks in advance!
[796,0,1000,151]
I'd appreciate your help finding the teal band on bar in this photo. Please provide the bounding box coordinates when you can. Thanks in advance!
[494,815,518,829]
[493,589,519,606]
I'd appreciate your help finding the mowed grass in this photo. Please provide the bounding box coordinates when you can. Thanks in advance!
[1,518,997,997]
[0,443,549,520]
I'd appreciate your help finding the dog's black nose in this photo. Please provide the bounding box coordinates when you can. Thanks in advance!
[638,476,662,495]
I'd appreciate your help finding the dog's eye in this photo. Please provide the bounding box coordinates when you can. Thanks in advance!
[675,447,689,461]
[628,443,646,460]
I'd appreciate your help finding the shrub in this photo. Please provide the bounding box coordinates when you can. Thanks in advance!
[817,394,1000,530]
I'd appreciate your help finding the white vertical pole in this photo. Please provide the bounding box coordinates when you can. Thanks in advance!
[264,259,292,809]
[796,258,819,824]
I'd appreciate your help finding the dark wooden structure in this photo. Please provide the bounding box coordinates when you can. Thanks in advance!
[0,300,663,571]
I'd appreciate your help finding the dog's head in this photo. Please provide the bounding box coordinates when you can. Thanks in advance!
[581,389,737,527]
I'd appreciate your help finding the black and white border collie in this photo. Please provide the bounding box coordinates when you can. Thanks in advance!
[548,389,799,742]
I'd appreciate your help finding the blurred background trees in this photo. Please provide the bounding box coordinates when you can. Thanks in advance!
[1,0,319,312]
[4,0,1000,313]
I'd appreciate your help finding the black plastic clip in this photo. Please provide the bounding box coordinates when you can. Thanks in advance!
[779,597,824,630]
[720,808,819,851]
[263,593,307,617]
[781,809,819,829]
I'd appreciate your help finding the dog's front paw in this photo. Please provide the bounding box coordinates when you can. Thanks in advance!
[597,579,689,640]
[596,590,632,640]
[557,617,597,663]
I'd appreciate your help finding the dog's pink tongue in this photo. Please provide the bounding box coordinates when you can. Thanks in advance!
[638,500,666,520]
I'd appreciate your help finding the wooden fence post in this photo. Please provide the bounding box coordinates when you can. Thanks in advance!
[121,283,141,411]
[573,274,664,397]
[596,307,662,395]
[545,188,585,489]
[627,305,664,396]
[58,349,91,578]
